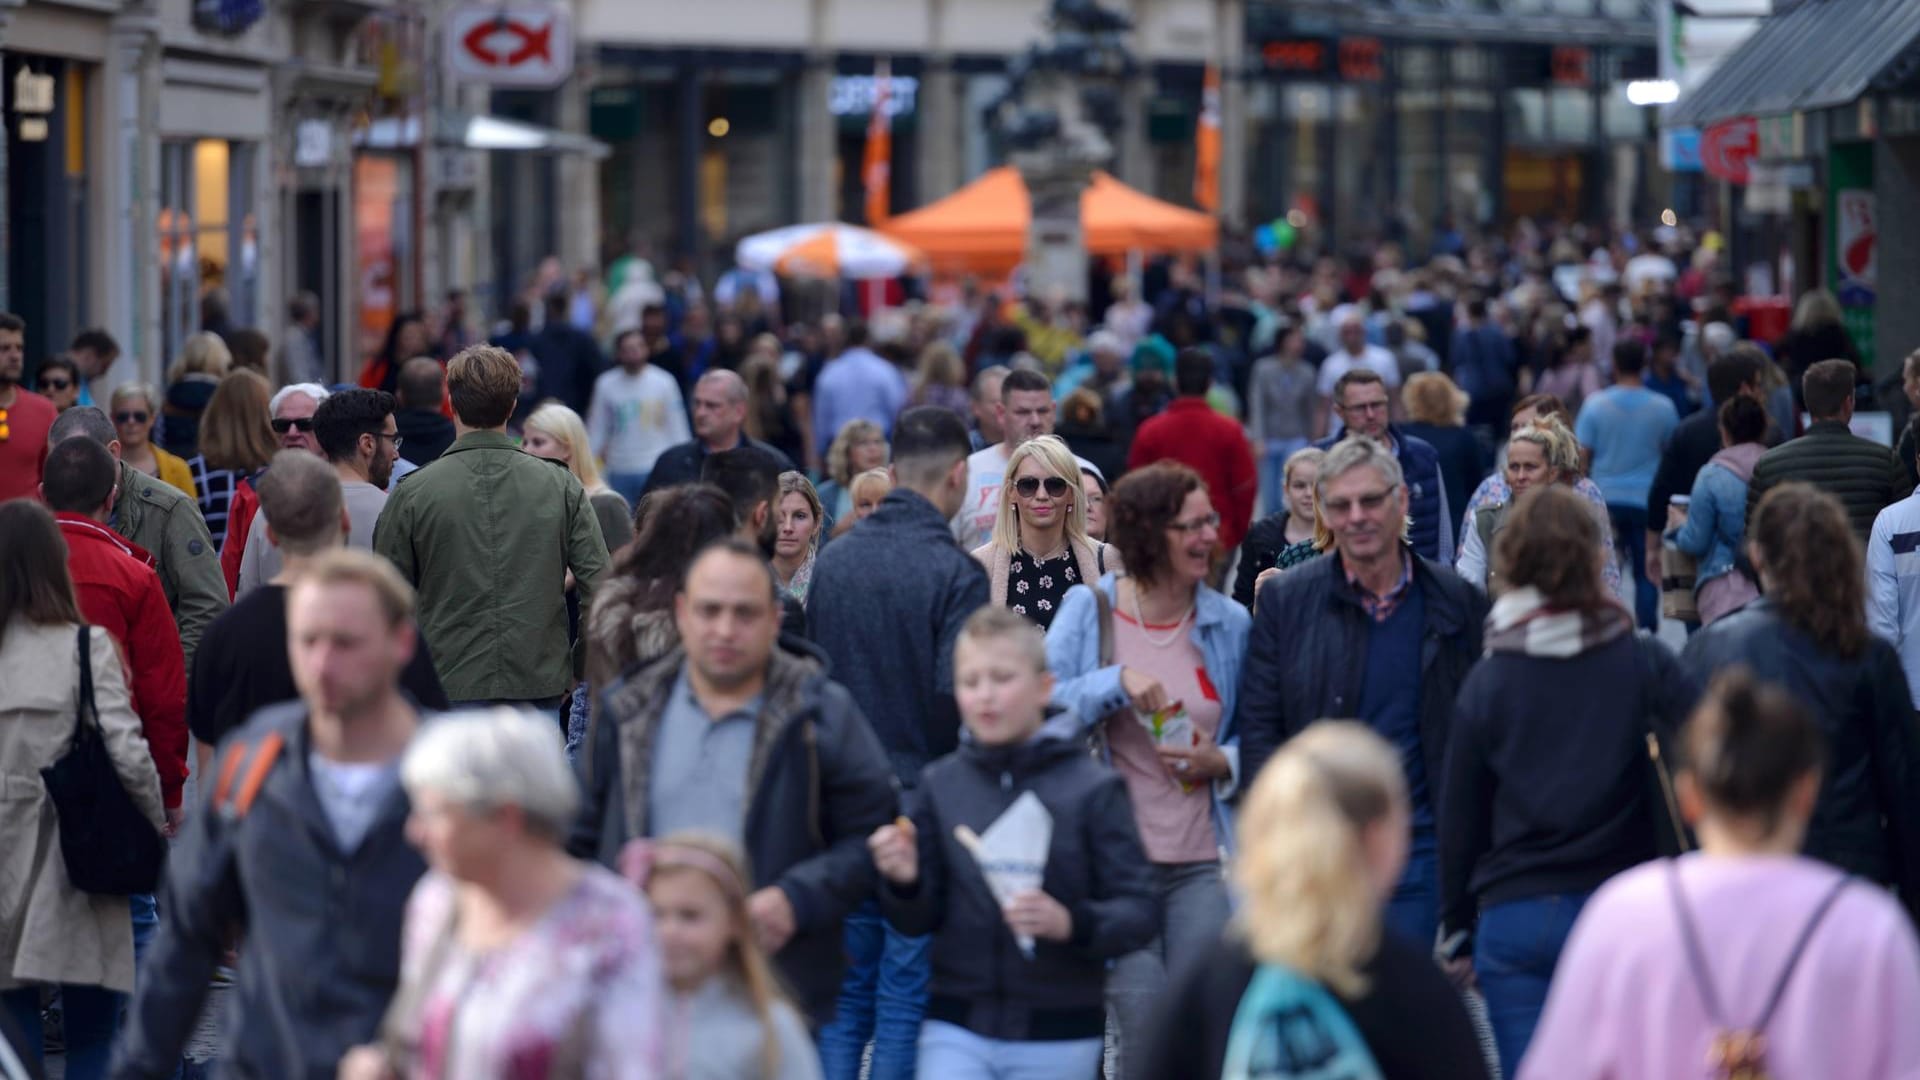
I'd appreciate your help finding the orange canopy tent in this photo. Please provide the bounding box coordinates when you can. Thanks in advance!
[879,167,1217,276]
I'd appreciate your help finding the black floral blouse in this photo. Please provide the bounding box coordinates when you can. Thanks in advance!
[1007,547,1079,630]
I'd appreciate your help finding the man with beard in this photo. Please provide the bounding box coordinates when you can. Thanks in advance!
[701,444,806,638]
[0,312,56,500]
[236,389,402,596]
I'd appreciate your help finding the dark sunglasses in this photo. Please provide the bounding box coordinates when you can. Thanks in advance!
[41,378,72,391]
[271,417,316,434]
[113,411,150,424]
[1013,476,1072,499]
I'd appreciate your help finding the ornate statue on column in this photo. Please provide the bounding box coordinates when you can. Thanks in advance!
[986,0,1135,303]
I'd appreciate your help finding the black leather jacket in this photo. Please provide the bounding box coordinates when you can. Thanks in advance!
[1683,600,1920,921]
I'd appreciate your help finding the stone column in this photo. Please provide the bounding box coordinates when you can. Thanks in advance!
[555,51,600,271]
[1115,0,1153,190]
[107,3,161,385]
[1216,0,1247,226]
[796,0,835,223]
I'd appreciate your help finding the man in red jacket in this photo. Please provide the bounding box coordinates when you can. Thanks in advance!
[40,436,189,826]
[1126,347,1258,555]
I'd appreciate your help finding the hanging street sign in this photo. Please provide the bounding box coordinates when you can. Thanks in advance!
[446,5,574,89]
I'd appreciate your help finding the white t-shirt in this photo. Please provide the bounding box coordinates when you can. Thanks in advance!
[1314,344,1402,398]
[587,365,690,474]
[952,442,1100,551]
[307,753,399,854]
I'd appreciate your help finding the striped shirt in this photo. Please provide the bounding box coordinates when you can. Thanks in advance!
[187,456,243,552]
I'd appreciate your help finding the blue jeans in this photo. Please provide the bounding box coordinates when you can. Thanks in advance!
[917,1020,1103,1079]
[1609,505,1658,630]
[1475,891,1592,1078]
[1260,438,1310,519]
[3,984,122,1080]
[818,900,930,1080]
[1384,828,1439,949]
[607,470,650,510]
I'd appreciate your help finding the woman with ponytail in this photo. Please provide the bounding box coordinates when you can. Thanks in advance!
[1137,722,1488,1080]
[1440,484,1699,1077]
[1522,669,1920,1079]
[1683,482,1920,920]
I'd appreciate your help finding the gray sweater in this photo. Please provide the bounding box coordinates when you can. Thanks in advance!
[673,978,821,1080]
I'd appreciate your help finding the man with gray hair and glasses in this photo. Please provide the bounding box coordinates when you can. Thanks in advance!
[1237,435,1488,948]
[48,405,227,667]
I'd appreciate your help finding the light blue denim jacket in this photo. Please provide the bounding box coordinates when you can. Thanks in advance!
[1044,574,1251,855]
[1667,442,1765,587]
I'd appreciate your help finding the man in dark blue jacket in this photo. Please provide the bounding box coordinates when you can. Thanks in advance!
[1314,368,1454,563]
[117,550,428,1079]
[1239,436,1488,948]
[807,406,989,1080]
[529,290,605,413]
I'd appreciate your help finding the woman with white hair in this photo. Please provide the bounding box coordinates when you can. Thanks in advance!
[339,708,663,1079]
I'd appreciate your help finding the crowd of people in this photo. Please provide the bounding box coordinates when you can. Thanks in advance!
[2,214,1920,1080]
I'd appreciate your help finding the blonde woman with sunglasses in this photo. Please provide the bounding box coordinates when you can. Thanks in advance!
[970,435,1118,629]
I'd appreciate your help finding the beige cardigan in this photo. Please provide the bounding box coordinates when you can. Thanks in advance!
[971,536,1123,608]
[0,620,164,993]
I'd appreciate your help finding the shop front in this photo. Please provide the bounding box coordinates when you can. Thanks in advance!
[1245,19,1655,254]
[5,54,92,374]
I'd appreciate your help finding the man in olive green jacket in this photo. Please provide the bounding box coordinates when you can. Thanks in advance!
[373,344,609,705]
[49,407,228,668]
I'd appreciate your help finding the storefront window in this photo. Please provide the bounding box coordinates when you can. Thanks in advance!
[1549,87,1596,143]
[1449,89,1499,227]
[1603,91,1647,139]
[354,154,413,364]
[160,139,258,364]
[1333,86,1388,245]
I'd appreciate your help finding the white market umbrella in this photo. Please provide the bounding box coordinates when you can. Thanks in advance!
[735,223,924,281]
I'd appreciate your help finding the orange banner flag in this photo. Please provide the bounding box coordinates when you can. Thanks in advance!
[1193,63,1221,214]
[864,61,893,227]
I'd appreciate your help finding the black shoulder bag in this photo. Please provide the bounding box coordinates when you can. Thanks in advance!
[40,625,168,895]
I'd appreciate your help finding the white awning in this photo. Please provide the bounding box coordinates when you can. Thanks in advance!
[355,112,609,159]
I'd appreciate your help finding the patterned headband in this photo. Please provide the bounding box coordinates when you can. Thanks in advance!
[618,838,748,901]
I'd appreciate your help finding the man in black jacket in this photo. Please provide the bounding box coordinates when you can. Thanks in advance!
[571,539,897,1026]
[1642,343,1771,585]
[1747,358,1912,539]
[644,370,793,495]
[391,357,457,467]
[1239,436,1488,947]
[808,406,989,1079]
[117,551,428,1079]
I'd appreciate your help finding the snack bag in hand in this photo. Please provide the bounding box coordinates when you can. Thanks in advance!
[954,790,1054,958]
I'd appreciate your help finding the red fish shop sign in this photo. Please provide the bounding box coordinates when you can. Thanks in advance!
[446,5,574,88]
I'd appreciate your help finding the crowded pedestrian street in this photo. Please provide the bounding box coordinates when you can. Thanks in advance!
[6,0,1920,1077]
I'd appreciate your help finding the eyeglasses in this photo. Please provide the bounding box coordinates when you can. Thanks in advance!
[271,417,316,434]
[0,407,9,443]
[1168,512,1221,535]
[1339,399,1390,415]
[113,411,150,425]
[1321,484,1401,517]
[1014,476,1072,499]
[373,431,404,449]
[41,378,71,391]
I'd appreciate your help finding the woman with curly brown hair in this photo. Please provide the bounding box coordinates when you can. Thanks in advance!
[1440,484,1698,1078]
[1683,483,1920,924]
[1044,460,1251,1080]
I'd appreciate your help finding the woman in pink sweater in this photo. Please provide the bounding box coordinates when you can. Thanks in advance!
[1521,669,1920,1080]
